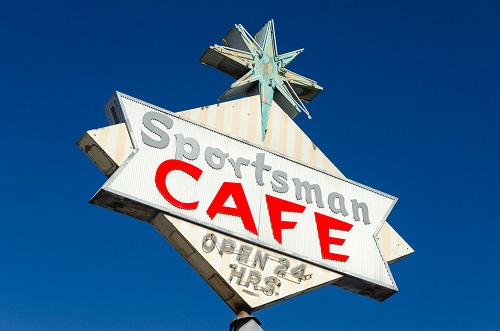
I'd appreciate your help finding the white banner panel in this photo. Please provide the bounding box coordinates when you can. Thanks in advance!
[95,94,398,297]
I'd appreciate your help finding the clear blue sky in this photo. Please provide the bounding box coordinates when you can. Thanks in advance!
[1,1,499,330]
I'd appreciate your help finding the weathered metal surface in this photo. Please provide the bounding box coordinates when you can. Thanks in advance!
[77,123,133,177]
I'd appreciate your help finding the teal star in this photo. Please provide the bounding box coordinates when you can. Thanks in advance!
[200,20,323,141]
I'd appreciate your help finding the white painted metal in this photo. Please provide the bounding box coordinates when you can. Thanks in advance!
[94,92,398,298]
[77,123,133,176]
[79,118,413,266]
[377,222,414,264]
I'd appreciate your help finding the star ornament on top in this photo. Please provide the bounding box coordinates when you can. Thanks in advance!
[200,19,323,141]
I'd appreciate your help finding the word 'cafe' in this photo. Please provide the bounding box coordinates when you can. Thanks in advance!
[143,110,373,262]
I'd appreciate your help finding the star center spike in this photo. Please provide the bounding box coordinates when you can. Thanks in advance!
[200,19,323,141]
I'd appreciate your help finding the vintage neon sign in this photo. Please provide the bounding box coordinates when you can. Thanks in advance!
[79,17,412,312]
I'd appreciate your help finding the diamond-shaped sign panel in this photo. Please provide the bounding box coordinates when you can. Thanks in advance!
[152,213,343,311]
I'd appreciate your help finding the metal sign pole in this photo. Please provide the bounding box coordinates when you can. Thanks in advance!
[229,311,263,331]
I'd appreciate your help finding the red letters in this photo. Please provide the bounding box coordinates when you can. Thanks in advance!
[207,182,258,235]
[155,159,202,209]
[265,195,306,244]
[314,212,353,262]
[155,159,353,263]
